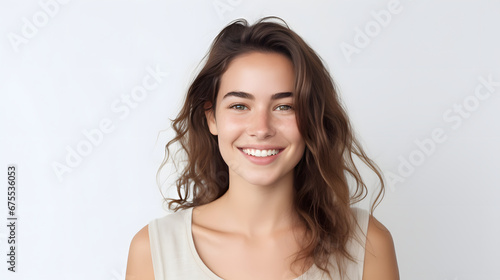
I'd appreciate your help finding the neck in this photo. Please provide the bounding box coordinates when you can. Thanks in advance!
[213,173,300,238]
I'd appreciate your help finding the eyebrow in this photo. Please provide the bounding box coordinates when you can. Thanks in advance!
[222,91,293,100]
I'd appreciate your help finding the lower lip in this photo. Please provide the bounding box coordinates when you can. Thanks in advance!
[239,149,282,165]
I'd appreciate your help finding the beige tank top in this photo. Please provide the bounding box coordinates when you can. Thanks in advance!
[149,207,369,279]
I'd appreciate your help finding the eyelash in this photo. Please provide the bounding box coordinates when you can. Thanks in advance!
[229,104,248,110]
[275,105,293,111]
[228,104,293,111]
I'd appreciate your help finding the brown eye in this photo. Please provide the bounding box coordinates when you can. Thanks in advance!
[275,105,292,111]
[229,104,248,110]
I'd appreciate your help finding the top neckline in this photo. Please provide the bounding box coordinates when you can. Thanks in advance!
[183,206,319,280]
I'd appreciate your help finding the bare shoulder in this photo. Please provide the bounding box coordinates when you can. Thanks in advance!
[125,224,155,280]
[362,215,399,280]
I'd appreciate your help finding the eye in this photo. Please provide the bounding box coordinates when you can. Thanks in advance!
[229,104,248,110]
[275,105,293,111]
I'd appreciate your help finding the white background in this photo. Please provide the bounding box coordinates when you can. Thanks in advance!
[1,0,499,279]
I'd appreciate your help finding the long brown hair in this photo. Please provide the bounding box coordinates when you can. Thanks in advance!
[157,16,385,279]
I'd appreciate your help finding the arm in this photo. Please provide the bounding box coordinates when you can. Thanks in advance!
[362,215,400,280]
[125,225,155,280]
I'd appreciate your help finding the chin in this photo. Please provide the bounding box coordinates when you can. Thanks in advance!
[247,180,276,187]
[242,173,288,187]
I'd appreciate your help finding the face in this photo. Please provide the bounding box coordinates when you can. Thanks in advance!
[205,51,305,187]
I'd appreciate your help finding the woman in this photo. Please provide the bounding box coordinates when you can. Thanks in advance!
[126,17,399,280]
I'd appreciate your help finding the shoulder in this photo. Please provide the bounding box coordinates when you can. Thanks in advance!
[362,215,399,280]
[125,224,155,280]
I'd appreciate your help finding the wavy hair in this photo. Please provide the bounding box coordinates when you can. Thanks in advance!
[157,16,385,279]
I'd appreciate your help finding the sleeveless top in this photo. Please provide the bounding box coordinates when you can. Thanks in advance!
[148,207,369,280]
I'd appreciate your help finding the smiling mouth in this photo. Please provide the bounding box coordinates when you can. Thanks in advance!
[240,148,283,157]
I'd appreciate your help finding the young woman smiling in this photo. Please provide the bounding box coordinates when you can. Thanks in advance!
[126,17,399,280]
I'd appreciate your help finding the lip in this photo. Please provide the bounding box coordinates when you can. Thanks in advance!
[238,147,284,165]
[238,145,285,150]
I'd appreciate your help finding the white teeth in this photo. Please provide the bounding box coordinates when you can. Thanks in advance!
[242,148,279,157]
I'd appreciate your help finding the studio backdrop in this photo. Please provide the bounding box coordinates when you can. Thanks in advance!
[1,0,499,279]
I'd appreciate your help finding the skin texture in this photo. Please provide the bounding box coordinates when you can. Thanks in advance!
[125,225,154,280]
[362,216,400,280]
[125,52,399,279]
[207,51,305,195]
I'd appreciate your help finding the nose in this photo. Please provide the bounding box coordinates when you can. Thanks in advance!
[247,109,276,139]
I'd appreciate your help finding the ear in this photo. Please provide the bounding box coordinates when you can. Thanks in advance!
[204,101,218,135]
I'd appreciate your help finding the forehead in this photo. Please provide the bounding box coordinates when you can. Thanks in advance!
[217,52,295,101]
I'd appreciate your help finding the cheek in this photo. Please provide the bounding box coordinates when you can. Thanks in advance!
[282,118,303,140]
[286,123,305,155]
[218,110,246,128]
[217,117,245,142]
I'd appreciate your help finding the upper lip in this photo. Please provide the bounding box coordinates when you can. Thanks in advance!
[238,146,284,150]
